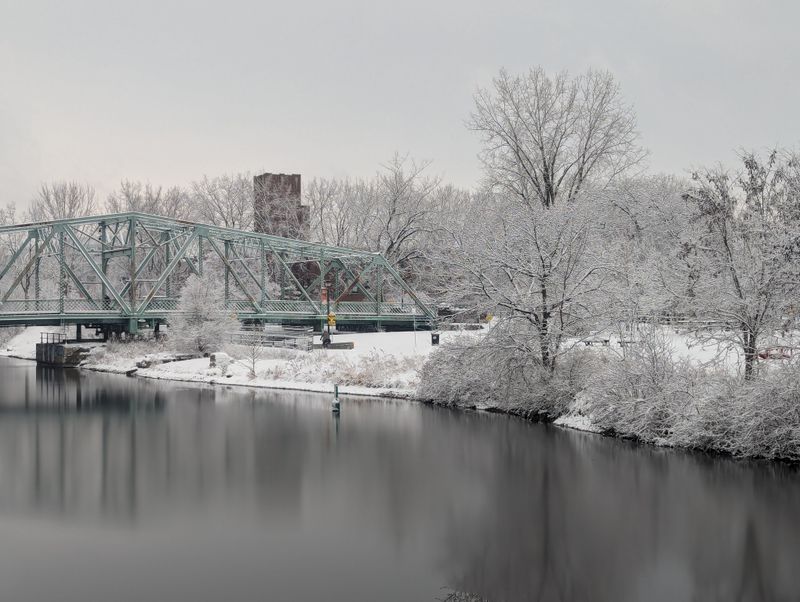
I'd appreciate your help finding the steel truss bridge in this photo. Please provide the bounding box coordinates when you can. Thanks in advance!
[0,212,435,333]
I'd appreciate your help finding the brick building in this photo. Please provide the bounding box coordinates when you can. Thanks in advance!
[253,173,309,240]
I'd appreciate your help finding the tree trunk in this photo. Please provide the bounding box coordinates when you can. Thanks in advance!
[743,327,757,381]
[539,311,556,371]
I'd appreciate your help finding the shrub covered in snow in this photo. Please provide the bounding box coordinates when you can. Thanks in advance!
[103,338,168,359]
[583,327,702,443]
[672,370,800,460]
[340,350,421,388]
[416,332,595,419]
[581,327,800,460]
[262,350,421,389]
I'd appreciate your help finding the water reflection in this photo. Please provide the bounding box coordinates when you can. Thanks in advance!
[439,424,800,602]
[0,358,798,601]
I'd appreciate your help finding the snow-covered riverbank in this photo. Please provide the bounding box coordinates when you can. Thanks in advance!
[0,324,747,414]
[0,326,467,400]
[8,324,798,460]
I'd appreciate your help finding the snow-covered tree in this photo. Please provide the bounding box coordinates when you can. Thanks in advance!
[469,67,646,209]
[598,175,695,326]
[681,150,800,379]
[444,193,611,370]
[168,273,239,354]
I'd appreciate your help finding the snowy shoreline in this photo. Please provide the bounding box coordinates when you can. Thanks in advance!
[16,325,750,447]
[0,326,608,436]
[0,349,606,433]
[0,326,433,402]
[132,366,416,400]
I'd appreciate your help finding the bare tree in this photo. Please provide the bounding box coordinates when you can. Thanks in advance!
[0,203,34,300]
[306,177,370,247]
[29,181,97,221]
[367,154,443,269]
[23,184,97,303]
[191,173,254,230]
[106,180,191,219]
[305,154,456,282]
[234,331,266,380]
[469,67,645,209]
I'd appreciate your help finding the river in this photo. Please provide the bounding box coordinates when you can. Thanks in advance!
[0,357,798,601]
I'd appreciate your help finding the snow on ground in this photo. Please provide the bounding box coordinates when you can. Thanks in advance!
[136,358,417,399]
[553,413,604,434]
[0,326,56,360]
[0,325,105,361]
[566,326,746,371]
[0,326,482,399]
[136,329,477,398]
[315,329,448,359]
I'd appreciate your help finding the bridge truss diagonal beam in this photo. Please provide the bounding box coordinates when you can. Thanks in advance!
[63,224,132,314]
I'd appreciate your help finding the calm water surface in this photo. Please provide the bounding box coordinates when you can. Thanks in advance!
[0,358,798,601]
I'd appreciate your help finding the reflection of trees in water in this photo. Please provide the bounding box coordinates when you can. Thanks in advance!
[440,425,576,601]
[440,424,800,602]
[0,371,320,522]
[0,367,441,543]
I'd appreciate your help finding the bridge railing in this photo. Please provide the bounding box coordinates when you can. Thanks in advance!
[0,297,432,319]
[258,300,318,314]
[334,301,427,316]
[145,298,180,312]
[0,299,59,313]
[0,299,119,314]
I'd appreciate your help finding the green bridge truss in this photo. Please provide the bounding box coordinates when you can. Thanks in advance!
[0,212,435,333]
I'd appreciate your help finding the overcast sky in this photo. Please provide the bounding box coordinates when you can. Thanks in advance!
[1,0,799,207]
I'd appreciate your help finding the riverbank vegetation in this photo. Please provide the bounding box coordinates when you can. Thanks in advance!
[412,68,800,461]
[419,326,800,461]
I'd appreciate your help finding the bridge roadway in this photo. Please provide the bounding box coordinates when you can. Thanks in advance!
[0,212,435,334]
